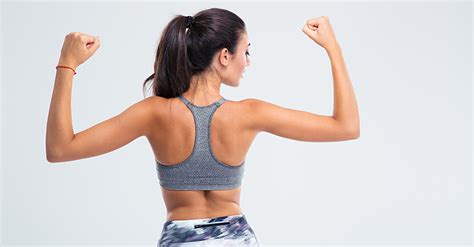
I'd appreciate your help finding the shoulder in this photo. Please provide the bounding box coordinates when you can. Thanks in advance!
[239,98,263,106]
[230,98,259,113]
[239,97,270,114]
[236,98,270,132]
[136,96,165,112]
[132,96,169,124]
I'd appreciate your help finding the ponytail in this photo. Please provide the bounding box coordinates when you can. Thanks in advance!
[143,8,246,99]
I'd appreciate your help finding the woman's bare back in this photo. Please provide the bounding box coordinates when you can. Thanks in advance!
[147,96,258,221]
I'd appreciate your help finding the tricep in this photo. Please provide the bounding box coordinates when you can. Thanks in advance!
[244,98,357,142]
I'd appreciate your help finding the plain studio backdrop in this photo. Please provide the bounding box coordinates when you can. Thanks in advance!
[1,1,472,246]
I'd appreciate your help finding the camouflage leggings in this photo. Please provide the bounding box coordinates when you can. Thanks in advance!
[158,214,259,246]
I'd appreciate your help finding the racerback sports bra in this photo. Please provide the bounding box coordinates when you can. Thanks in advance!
[156,95,245,190]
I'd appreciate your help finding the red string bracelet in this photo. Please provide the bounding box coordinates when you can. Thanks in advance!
[56,65,77,75]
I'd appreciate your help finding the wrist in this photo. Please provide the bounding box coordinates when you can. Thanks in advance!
[57,58,77,70]
[56,66,76,75]
[325,42,341,54]
[326,46,342,60]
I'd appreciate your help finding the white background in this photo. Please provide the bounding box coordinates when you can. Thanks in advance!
[1,1,472,246]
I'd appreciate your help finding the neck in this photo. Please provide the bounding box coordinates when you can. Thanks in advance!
[183,71,223,105]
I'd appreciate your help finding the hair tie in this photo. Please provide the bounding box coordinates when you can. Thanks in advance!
[185,16,194,29]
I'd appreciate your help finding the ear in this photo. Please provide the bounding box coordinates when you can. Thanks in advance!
[218,48,232,66]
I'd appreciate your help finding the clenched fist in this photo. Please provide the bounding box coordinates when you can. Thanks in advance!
[58,32,100,70]
[302,16,338,51]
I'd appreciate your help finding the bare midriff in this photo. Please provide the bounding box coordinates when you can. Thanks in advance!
[161,186,243,221]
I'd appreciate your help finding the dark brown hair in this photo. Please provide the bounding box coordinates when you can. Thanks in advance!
[142,8,246,98]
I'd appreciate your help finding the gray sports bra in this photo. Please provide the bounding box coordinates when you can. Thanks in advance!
[155,95,245,190]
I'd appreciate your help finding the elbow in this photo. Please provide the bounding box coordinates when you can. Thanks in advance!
[350,131,360,139]
[341,123,359,139]
[46,153,59,163]
[46,148,62,163]
[347,127,360,139]
[334,118,360,140]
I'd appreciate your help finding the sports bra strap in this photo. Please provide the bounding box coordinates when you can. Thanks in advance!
[179,95,226,108]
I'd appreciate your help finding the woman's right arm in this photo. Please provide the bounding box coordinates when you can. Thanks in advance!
[246,16,359,142]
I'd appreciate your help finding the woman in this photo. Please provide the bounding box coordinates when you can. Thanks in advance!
[46,7,359,247]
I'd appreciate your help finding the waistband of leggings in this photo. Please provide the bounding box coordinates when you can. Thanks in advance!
[163,214,246,228]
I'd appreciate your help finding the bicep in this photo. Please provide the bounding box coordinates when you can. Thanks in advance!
[54,97,158,162]
[246,98,354,142]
